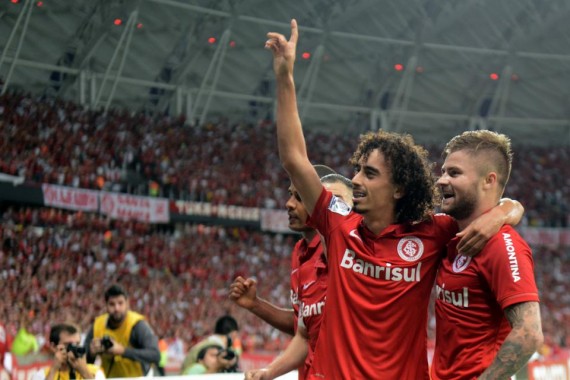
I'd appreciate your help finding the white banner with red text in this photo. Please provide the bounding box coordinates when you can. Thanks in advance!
[41,184,99,212]
[99,192,169,223]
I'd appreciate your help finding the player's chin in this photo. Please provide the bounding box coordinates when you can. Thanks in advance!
[352,204,366,215]
[288,223,305,231]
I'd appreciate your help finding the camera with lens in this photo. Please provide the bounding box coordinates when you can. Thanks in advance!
[101,335,114,350]
[220,348,236,361]
[66,344,87,358]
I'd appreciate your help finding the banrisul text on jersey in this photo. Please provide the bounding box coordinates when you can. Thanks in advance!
[340,249,422,282]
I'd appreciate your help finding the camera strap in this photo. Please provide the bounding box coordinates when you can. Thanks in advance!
[106,357,116,377]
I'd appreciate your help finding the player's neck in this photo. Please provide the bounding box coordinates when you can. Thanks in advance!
[363,213,396,235]
[302,229,317,241]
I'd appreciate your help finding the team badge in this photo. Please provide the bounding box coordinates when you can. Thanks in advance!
[452,255,472,273]
[328,196,351,216]
[397,236,424,262]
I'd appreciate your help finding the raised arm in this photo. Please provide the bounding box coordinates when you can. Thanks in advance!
[229,276,295,335]
[478,302,543,379]
[265,19,323,214]
[457,198,524,256]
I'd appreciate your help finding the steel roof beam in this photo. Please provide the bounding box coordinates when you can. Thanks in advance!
[93,9,138,111]
[2,54,569,131]
[146,0,570,62]
[299,44,325,119]
[0,0,34,96]
[199,28,231,125]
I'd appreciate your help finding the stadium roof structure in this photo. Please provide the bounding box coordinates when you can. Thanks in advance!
[1,0,570,146]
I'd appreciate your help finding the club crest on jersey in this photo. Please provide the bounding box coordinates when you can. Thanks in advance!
[327,196,351,216]
[397,236,424,262]
[452,255,472,273]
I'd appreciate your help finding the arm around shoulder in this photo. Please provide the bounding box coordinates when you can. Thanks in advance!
[456,198,524,256]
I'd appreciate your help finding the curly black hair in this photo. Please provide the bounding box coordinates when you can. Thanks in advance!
[349,130,438,224]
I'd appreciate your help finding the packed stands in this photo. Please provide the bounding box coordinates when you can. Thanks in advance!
[2,92,567,226]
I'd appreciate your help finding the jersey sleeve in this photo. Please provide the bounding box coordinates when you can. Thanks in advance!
[306,188,352,236]
[478,228,539,309]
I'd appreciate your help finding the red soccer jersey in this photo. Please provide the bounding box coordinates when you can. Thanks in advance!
[431,225,539,380]
[297,249,327,376]
[290,233,327,379]
[306,189,457,380]
[290,235,323,326]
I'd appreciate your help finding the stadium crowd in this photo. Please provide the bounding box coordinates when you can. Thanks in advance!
[1,91,568,226]
[1,206,569,363]
[0,90,569,366]
[0,207,295,359]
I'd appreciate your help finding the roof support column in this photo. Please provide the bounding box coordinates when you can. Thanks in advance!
[0,0,34,95]
[489,65,513,131]
[175,86,183,116]
[388,55,417,132]
[185,91,193,125]
[468,116,487,131]
[298,44,325,119]
[78,70,87,106]
[199,28,231,125]
[94,9,138,111]
[370,110,389,131]
[89,71,97,108]
[189,28,231,124]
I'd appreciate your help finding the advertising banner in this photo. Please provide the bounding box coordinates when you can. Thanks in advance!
[41,184,98,212]
[260,209,290,233]
[100,192,169,223]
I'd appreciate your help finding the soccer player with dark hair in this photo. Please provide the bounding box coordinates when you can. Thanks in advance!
[231,167,353,379]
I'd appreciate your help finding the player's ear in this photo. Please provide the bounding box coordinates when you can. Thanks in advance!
[393,187,404,200]
[483,172,497,189]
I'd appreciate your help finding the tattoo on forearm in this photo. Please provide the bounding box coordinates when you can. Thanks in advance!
[479,302,542,380]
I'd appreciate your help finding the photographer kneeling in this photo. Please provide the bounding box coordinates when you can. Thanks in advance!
[182,344,237,375]
[181,315,241,374]
[32,324,104,380]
